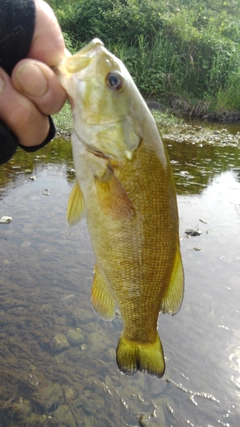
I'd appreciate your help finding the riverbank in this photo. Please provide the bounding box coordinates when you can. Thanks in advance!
[148,98,240,124]
[53,99,240,145]
[49,0,240,113]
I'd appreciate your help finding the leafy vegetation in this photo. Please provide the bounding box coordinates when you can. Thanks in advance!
[48,0,240,112]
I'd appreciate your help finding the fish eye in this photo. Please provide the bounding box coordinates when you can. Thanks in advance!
[106,72,123,91]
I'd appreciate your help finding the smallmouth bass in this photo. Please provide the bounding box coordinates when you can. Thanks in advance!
[57,39,184,378]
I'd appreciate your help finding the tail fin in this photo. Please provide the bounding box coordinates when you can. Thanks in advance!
[116,334,165,378]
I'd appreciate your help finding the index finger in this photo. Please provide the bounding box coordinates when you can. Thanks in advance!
[27,0,66,67]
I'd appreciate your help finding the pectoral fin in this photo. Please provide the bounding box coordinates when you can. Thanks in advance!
[67,181,85,226]
[95,168,135,220]
[160,247,184,315]
[91,265,116,321]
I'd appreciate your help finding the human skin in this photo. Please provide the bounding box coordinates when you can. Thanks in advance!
[0,0,66,148]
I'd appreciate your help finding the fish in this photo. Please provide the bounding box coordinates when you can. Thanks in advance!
[57,39,184,378]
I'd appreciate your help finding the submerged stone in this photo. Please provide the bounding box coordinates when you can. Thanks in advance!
[185,228,202,237]
[66,329,84,346]
[64,387,76,400]
[53,404,76,427]
[61,294,76,306]
[52,333,70,352]
[39,382,64,411]
[0,216,12,224]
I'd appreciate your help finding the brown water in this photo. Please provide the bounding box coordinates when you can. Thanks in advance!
[0,124,239,426]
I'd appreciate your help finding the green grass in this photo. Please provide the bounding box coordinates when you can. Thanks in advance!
[49,0,240,112]
[53,101,72,135]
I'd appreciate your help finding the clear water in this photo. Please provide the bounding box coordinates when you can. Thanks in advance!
[0,125,239,426]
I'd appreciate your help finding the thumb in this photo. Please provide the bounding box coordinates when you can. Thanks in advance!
[12,59,66,115]
[28,0,66,67]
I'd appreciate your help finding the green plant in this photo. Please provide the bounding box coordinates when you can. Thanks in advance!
[47,0,240,112]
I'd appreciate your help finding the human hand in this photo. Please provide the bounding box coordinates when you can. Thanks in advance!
[0,0,66,150]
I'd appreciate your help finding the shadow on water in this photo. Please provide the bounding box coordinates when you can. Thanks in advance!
[0,122,239,426]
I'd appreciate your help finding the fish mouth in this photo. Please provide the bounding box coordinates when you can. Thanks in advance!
[77,38,104,56]
[63,39,105,74]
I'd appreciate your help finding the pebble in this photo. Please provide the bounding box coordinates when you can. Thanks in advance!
[64,387,76,400]
[40,382,64,410]
[139,414,152,426]
[53,404,76,427]
[0,216,12,224]
[83,394,105,412]
[87,331,108,353]
[20,241,31,248]
[66,329,84,346]
[185,228,202,236]
[81,343,87,351]
[61,294,75,306]
[52,333,70,352]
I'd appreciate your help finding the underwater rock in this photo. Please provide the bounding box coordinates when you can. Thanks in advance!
[61,294,76,306]
[87,331,108,353]
[26,412,54,425]
[83,415,96,427]
[139,413,153,426]
[37,382,64,411]
[73,308,94,325]
[53,404,76,427]
[0,216,12,224]
[20,241,31,248]
[83,392,105,413]
[64,387,76,400]
[81,343,87,351]
[52,333,70,352]
[66,329,84,346]
[12,398,31,420]
[185,228,202,237]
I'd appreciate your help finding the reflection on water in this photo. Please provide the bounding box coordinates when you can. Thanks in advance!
[0,126,239,426]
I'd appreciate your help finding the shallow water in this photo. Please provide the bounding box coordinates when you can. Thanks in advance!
[0,123,239,426]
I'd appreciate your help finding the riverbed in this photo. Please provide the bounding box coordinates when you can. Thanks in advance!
[0,120,239,426]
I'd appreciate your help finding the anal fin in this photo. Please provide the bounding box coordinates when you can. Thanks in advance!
[160,246,184,315]
[67,181,85,226]
[91,265,116,321]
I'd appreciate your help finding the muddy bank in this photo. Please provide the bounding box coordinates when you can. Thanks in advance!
[148,98,240,124]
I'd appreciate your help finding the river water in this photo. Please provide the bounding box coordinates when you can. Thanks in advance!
[0,121,239,426]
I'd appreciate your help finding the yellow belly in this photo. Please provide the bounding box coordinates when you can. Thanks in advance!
[69,122,184,377]
[86,136,180,340]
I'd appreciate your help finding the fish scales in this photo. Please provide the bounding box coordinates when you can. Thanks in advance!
[57,38,184,378]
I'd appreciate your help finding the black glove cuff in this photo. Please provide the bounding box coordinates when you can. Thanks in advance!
[0,121,18,164]
[0,117,56,165]
[18,116,56,153]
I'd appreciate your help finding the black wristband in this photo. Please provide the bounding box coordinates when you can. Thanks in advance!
[0,121,18,164]
[18,116,56,152]
[0,117,56,165]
